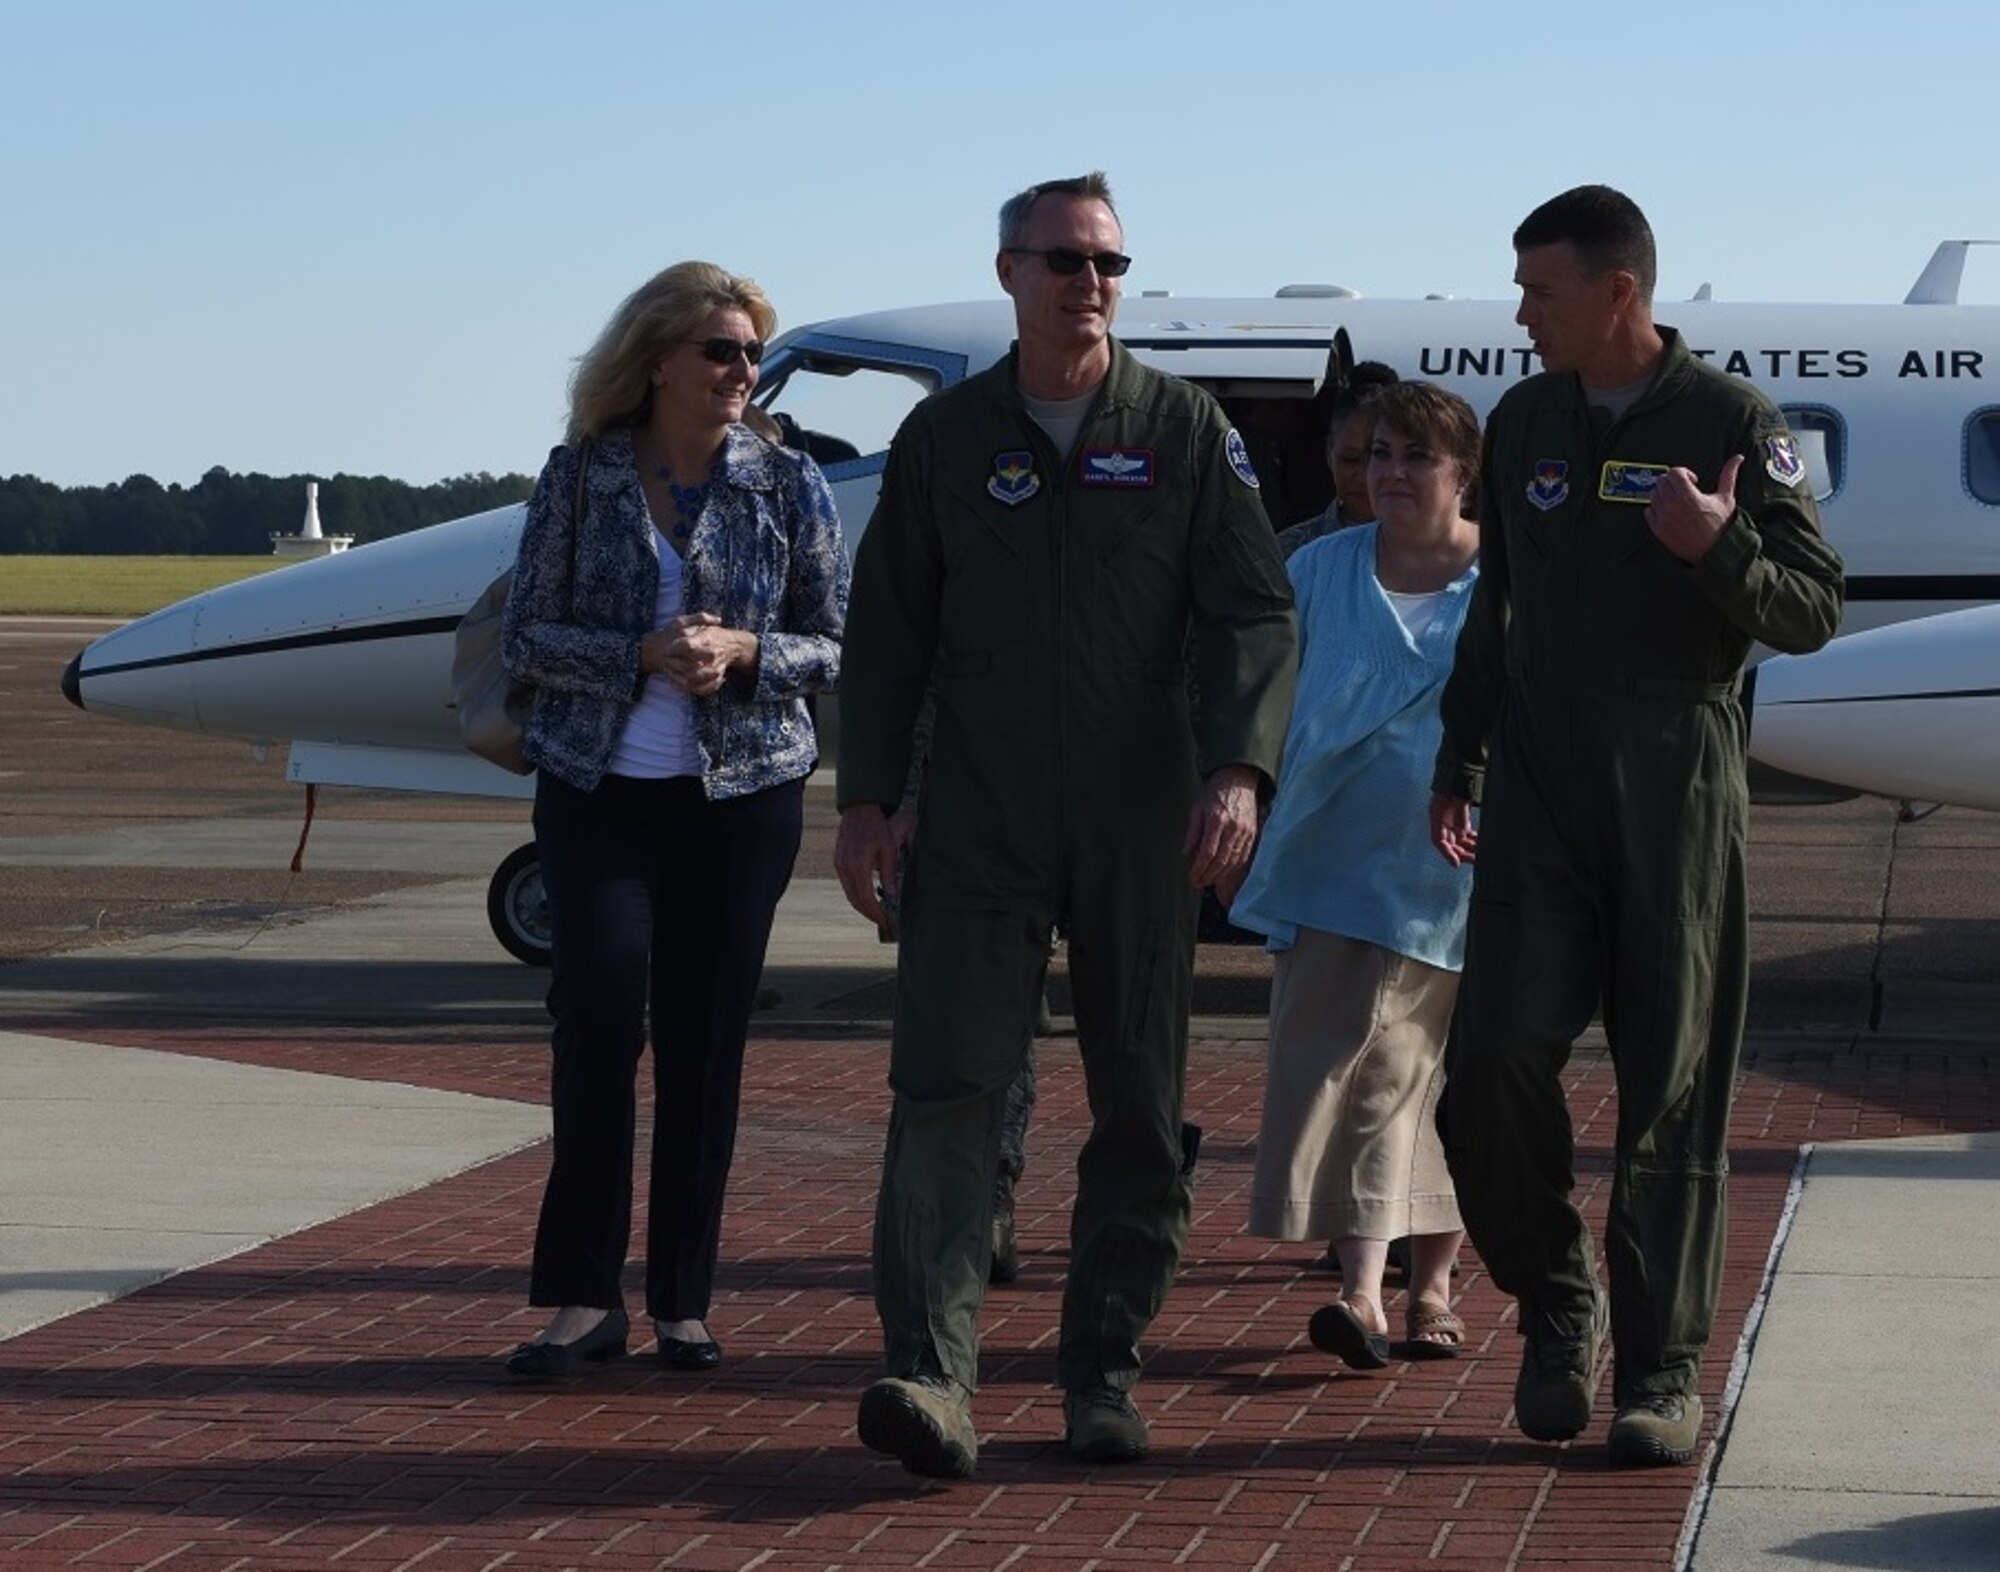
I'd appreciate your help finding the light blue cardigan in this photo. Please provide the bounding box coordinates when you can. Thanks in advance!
[1229,523,1477,970]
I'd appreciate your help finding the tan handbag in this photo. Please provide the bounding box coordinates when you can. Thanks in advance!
[452,440,591,773]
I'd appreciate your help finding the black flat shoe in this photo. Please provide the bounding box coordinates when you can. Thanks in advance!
[657,1333,722,1371]
[504,1307,629,1379]
[1308,1298,1391,1371]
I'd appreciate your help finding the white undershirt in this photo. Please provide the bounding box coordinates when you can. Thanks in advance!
[1380,583,1449,641]
[1023,389,1096,460]
[607,530,702,778]
[1584,370,1654,424]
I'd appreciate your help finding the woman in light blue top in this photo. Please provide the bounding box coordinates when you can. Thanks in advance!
[1225,382,1480,1367]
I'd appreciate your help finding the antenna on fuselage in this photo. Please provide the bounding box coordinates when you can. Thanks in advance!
[1905,241,2000,305]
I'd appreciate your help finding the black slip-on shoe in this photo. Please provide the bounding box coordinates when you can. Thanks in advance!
[504,1306,629,1380]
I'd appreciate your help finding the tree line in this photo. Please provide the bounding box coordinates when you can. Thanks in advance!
[0,468,535,555]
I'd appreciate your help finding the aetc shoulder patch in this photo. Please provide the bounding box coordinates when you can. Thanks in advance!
[1526,459,1569,511]
[987,451,1041,507]
[1224,428,1260,489]
[1764,433,1808,489]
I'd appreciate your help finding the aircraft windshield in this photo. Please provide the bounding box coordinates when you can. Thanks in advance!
[756,335,959,477]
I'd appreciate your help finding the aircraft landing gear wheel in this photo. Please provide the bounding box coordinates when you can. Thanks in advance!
[487,842,552,966]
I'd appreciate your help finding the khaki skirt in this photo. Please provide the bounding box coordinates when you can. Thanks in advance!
[1247,928,1462,1242]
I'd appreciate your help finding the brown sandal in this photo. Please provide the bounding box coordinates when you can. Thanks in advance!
[1405,1297,1464,1360]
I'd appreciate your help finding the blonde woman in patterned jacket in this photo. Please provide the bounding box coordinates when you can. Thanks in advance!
[500,261,848,1379]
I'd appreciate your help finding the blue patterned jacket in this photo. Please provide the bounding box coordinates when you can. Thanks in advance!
[501,424,848,797]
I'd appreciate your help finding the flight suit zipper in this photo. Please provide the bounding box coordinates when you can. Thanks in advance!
[1018,414,1071,856]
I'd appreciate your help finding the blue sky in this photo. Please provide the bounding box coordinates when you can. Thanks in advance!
[3,0,1992,488]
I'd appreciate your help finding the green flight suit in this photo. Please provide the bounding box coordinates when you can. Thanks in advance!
[839,341,1297,1396]
[1433,329,1844,1402]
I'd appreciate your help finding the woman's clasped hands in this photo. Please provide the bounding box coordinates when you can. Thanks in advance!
[645,612,757,697]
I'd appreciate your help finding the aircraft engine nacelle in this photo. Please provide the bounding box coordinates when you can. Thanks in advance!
[1749,604,2000,812]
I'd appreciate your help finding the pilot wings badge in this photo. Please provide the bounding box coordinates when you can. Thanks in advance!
[1079,447,1156,487]
[987,450,1041,506]
[1527,459,1569,511]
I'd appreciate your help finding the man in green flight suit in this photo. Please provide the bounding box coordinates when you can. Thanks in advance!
[1429,185,1844,1468]
[834,171,1297,1479]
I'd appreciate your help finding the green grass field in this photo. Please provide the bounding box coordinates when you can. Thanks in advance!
[0,556,287,617]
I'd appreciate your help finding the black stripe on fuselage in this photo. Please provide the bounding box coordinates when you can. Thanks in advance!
[1769,686,2000,705]
[1122,337,1336,352]
[1845,574,2000,602]
[79,614,462,679]
[69,577,2000,683]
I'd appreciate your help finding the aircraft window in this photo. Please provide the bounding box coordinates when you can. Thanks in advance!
[1778,404,1844,502]
[756,353,941,475]
[1965,408,2000,505]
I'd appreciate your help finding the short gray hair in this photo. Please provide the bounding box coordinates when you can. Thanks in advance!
[998,171,1117,250]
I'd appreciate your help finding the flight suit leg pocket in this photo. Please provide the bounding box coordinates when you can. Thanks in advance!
[889,901,1049,1102]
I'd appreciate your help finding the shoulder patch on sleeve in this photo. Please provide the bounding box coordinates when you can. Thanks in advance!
[1764,433,1808,489]
[1224,428,1260,489]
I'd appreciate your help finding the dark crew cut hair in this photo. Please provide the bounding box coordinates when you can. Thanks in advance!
[998,171,1117,250]
[1513,184,1656,302]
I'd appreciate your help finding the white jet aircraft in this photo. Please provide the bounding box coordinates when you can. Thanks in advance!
[61,243,2000,962]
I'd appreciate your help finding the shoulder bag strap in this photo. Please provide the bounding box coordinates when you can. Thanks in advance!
[567,436,592,613]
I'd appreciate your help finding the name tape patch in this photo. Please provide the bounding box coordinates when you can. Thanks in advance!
[1079,447,1156,487]
[1598,460,1670,504]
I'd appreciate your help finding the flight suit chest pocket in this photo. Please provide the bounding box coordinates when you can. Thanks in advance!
[937,473,1026,562]
[1589,449,1685,569]
[1078,486,1171,567]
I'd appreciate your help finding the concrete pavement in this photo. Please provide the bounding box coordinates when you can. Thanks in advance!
[1687,1132,2000,1570]
[0,1029,546,1340]
[3,611,1998,1570]
[2,871,1995,1569]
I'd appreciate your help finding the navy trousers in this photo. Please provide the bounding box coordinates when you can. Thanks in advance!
[527,769,803,1321]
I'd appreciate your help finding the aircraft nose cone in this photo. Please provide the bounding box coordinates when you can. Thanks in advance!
[61,651,84,710]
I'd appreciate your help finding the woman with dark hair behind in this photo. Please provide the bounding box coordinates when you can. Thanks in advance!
[1274,360,1400,557]
[499,261,848,1378]
[1225,380,1480,1366]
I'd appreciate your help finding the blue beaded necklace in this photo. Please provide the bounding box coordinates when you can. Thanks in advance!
[656,466,706,539]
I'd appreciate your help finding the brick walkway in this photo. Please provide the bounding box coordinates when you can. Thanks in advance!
[1,1028,1993,1570]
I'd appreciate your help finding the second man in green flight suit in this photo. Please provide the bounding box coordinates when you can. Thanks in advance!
[1431,185,1845,1468]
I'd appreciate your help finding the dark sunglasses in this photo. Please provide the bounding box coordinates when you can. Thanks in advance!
[1005,246,1133,278]
[684,336,766,366]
